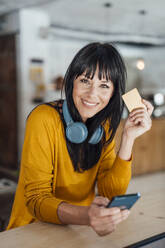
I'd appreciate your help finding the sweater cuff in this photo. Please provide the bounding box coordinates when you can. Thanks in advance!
[118,153,133,163]
[39,197,66,224]
[110,154,133,178]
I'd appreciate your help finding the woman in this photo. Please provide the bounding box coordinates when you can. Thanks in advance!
[7,42,153,236]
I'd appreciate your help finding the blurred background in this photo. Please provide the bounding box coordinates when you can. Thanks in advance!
[0,0,165,231]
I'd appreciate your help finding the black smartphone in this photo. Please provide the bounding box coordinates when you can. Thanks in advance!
[106,193,141,210]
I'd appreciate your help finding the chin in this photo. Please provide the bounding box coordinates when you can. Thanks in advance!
[82,112,98,120]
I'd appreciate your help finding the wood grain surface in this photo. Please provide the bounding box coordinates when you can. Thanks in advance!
[0,172,165,248]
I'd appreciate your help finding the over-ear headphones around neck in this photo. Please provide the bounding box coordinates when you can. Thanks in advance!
[62,100,103,144]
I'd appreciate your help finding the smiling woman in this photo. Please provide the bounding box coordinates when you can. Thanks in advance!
[73,71,114,122]
[6,42,153,237]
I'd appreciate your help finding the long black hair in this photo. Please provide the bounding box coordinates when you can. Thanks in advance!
[62,42,126,172]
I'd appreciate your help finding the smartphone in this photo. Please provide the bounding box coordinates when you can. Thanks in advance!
[106,193,141,210]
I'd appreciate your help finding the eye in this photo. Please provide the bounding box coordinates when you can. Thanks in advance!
[100,84,110,89]
[80,78,89,84]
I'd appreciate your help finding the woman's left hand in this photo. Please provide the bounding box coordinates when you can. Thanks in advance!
[123,99,154,141]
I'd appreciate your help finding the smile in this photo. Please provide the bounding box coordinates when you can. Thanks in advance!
[82,100,98,106]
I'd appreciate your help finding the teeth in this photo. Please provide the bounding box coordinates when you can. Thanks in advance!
[83,100,97,106]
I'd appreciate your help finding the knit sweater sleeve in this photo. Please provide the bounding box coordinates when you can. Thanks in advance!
[22,105,64,224]
[97,138,132,200]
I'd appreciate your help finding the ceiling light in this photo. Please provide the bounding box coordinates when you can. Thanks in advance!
[139,10,147,15]
[154,93,164,106]
[104,2,113,8]
[136,59,145,70]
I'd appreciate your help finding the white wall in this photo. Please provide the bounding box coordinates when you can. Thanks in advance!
[17,9,51,158]
[48,38,86,77]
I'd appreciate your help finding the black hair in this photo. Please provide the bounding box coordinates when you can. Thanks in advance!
[62,42,126,172]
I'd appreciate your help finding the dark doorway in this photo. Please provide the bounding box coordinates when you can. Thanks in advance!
[0,34,18,170]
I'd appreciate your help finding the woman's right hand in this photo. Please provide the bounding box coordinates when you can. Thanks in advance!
[88,196,130,236]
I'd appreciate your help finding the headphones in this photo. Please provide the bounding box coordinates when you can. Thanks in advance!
[62,100,103,144]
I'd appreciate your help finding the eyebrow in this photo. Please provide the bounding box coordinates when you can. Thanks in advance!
[81,75,111,83]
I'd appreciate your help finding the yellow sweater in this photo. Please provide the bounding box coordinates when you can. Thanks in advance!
[7,104,132,229]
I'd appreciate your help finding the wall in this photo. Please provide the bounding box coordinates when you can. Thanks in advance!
[17,9,51,159]
[48,37,86,82]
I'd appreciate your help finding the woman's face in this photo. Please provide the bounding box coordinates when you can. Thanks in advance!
[72,69,114,122]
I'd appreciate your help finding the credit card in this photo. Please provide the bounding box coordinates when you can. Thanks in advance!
[122,88,146,112]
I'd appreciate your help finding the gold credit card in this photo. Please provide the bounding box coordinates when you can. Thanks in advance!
[122,88,146,112]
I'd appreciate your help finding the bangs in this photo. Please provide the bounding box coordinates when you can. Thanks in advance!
[75,56,113,82]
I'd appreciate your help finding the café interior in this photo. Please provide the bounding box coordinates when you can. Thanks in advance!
[0,0,165,247]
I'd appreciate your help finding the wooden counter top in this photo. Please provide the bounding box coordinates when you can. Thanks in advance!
[115,119,165,176]
[0,172,165,248]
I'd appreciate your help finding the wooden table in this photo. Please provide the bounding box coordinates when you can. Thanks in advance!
[115,119,165,176]
[0,172,165,248]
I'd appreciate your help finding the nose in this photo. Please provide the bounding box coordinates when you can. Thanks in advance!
[86,85,98,97]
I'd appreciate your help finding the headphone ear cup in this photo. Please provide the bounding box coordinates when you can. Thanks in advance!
[62,99,103,144]
[89,126,103,144]
[66,122,88,144]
